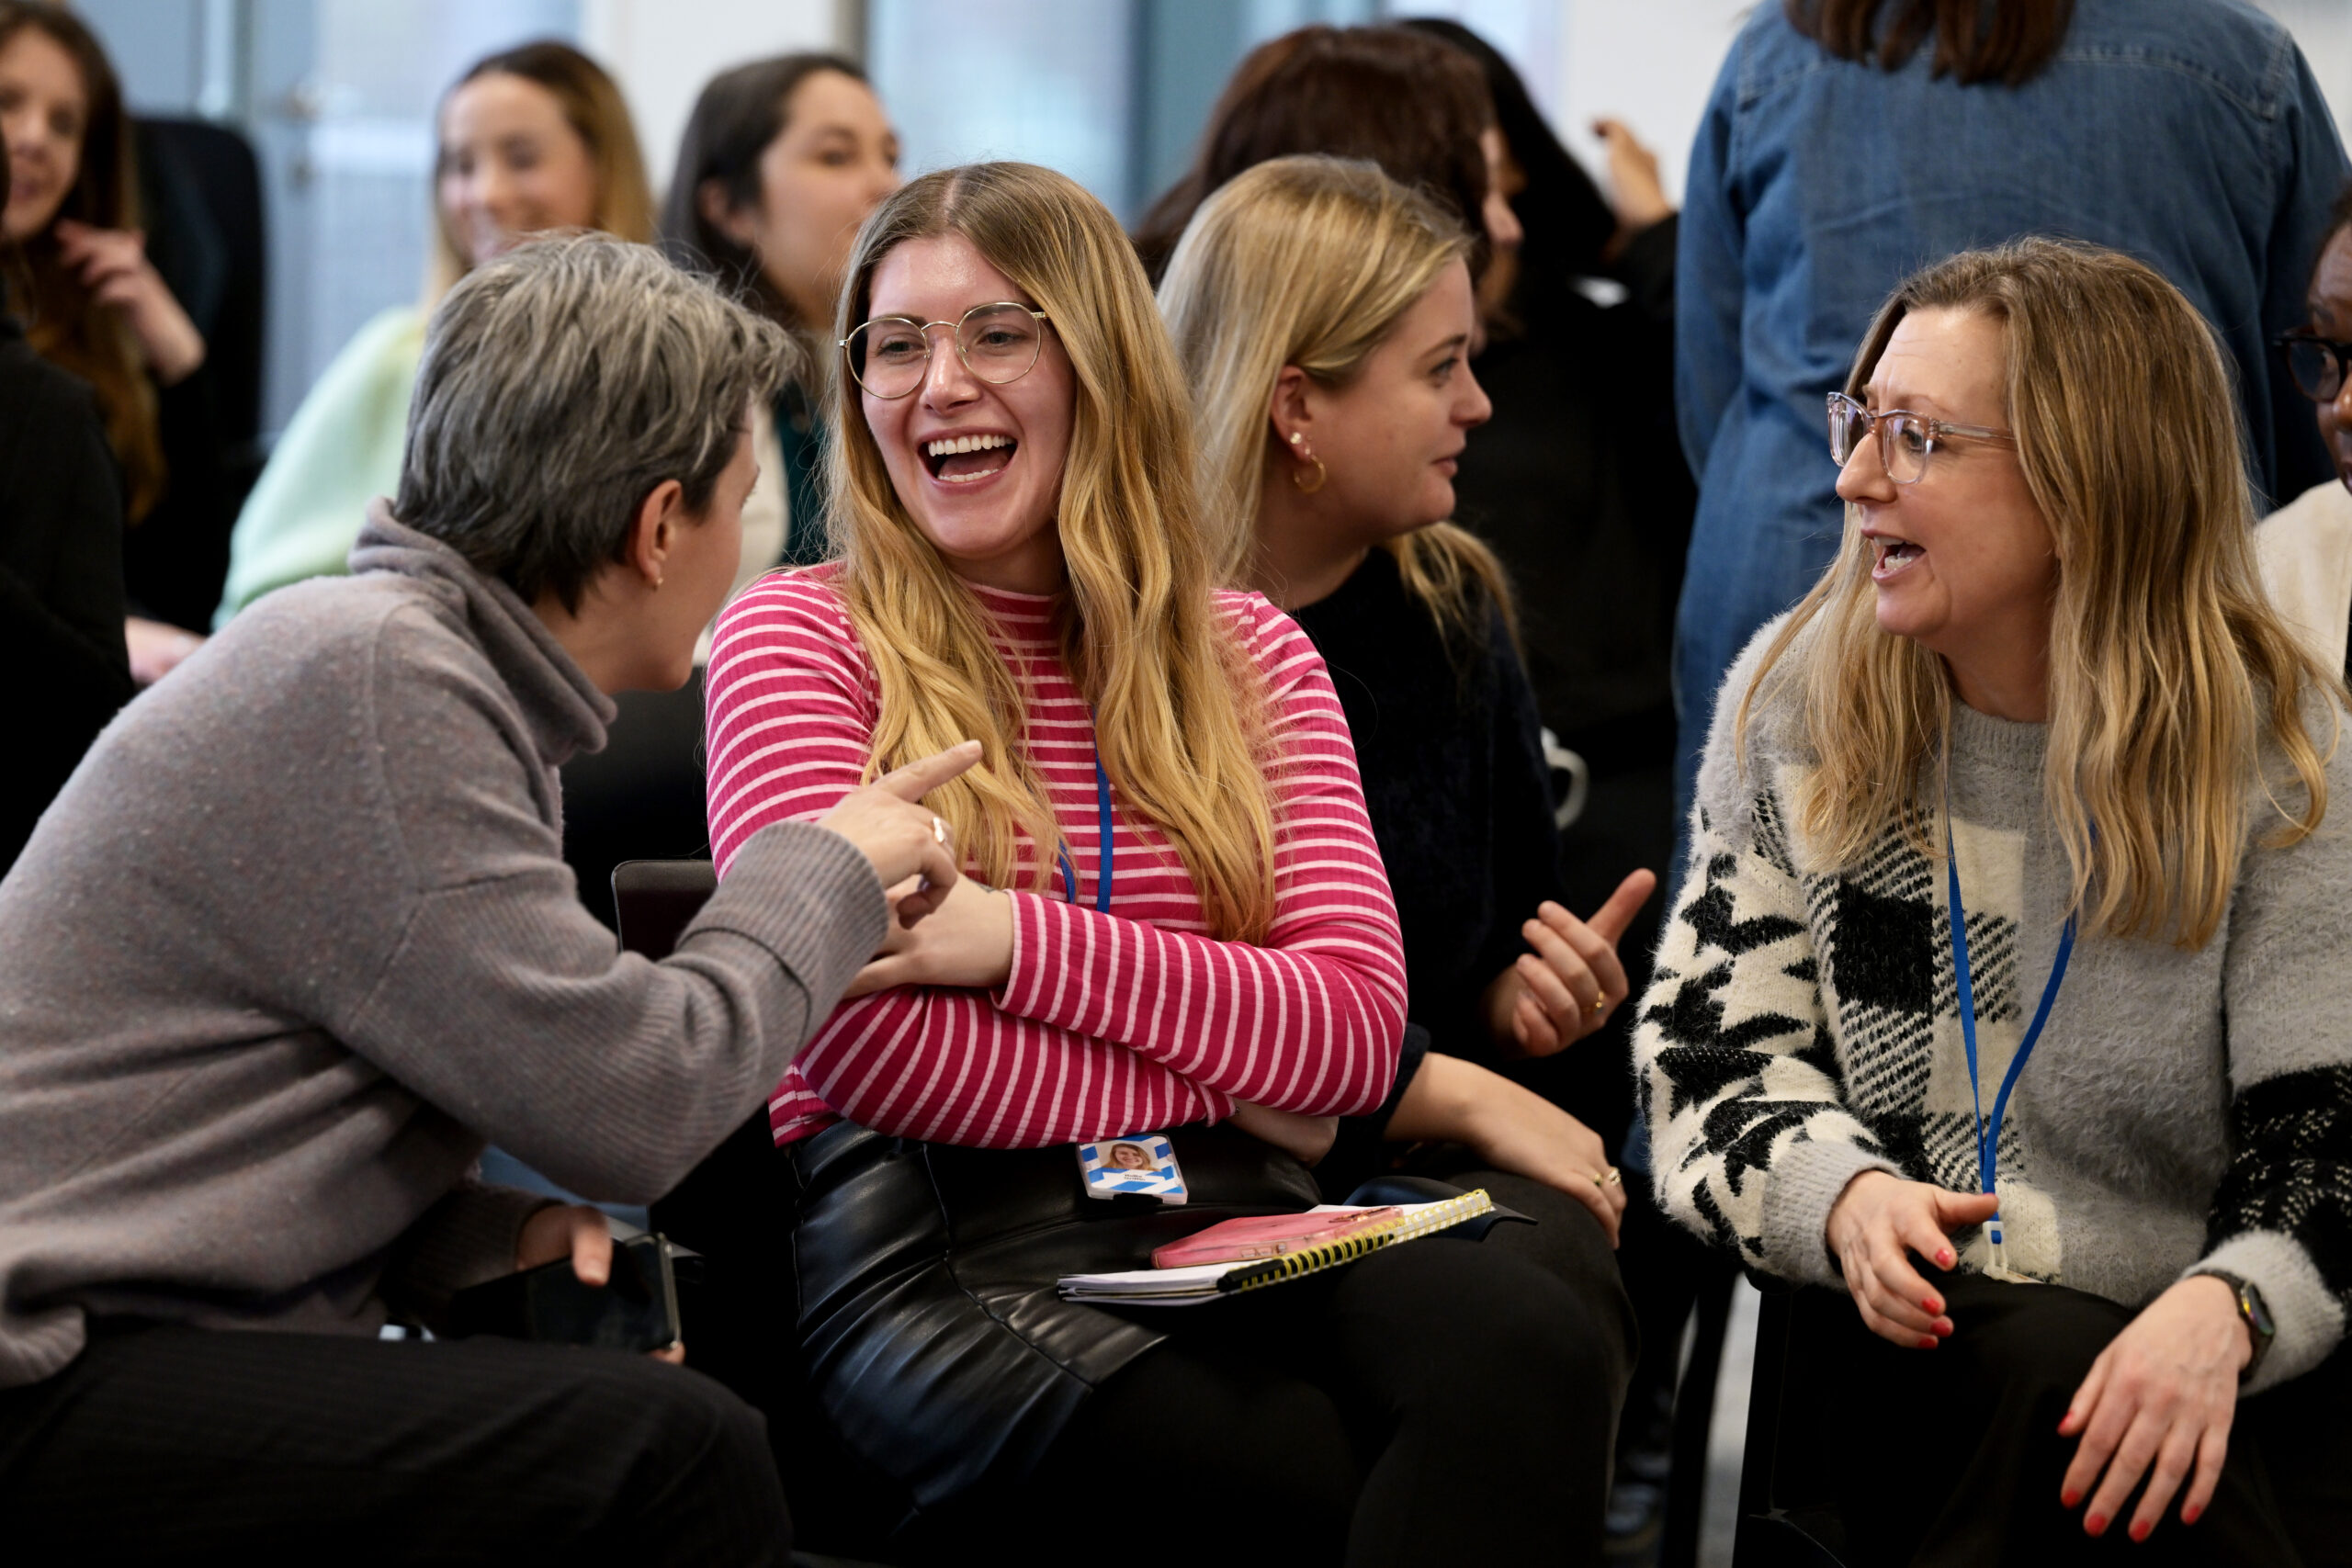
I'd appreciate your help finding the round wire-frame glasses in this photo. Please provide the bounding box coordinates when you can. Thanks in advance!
[1826,390,2015,484]
[841,301,1053,400]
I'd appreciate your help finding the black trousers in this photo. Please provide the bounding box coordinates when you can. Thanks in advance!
[948,1170,1635,1568]
[0,1321,790,1565]
[1820,1272,2352,1567]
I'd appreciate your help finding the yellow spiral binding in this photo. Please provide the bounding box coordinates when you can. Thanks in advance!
[1217,1189,1494,1295]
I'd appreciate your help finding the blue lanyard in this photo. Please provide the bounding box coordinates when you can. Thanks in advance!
[1055,750,1114,912]
[1945,814,2074,1253]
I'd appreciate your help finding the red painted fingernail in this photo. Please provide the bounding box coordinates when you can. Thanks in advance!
[1916,1335,1938,1349]
[1937,1248,1954,1267]
[1922,1297,1941,1314]
[2061,1490,2080,1508]
[1933,1318,1952,1337]
[2130,1521,2151,1543]
[2182,1506,2201,1526]
[2086,1514,2108,1538]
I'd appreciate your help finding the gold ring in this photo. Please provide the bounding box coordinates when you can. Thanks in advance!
[1587,997,1606,1016]
[931,814,948,846]
[1603,1167,1623,1187]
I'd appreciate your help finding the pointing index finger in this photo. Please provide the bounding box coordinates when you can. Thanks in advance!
[876,739,984,801]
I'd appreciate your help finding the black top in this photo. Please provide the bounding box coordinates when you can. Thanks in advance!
[1290,547,1566,1067]
[1450,216,1692,769]
[0,313,134,871]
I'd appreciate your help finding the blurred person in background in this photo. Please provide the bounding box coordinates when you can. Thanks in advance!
[0,1,224,683]
[0,137,132,874]
[1674,0,2350,863]
[664,51,900,570]
[215,39,655,626]
[212,39,676,930]
[1132,23,1514,288]
[2257,186,2352,687]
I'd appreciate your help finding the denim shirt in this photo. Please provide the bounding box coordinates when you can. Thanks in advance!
[1670,0,2348,817]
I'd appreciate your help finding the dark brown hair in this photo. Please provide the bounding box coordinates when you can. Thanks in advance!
[0,1,162,518]
[659,52,867,331]
[1131,25,1494,282]
[1400,17,1613,285]
[1783,0,2074,87]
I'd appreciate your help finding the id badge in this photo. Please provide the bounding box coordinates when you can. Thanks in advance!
[1077,1134,1187,1204]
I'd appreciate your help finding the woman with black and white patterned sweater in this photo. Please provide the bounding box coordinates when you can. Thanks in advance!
[1636,239,2352,1565]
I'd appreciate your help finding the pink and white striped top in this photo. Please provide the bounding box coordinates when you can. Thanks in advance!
[704,569,1408,1148]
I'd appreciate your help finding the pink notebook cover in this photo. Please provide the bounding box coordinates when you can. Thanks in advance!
[1149,1207,1403,1269]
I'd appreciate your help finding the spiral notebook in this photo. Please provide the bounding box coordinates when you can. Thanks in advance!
[1056,1190,1495,1306]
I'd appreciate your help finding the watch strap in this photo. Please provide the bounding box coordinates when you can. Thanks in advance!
[2194,1269,2274,1383]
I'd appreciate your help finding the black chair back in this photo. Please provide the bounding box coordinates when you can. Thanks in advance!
[611,858,718,959]
[618,858,907,1562]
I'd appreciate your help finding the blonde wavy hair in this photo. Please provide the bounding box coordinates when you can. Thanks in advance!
[1738,238,2339,949]
[823,162,1280,942]
[1157,154,1510,649]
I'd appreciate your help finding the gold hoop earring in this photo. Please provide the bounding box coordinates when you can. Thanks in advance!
[1287,434,1328,494]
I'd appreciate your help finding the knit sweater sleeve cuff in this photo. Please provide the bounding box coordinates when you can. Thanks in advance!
[993,888,1050,1018]
[2187,1231,2346,1393]
[383,1181,555,1325]
[686,819,888,1024]
[1762,1136,1901,1289]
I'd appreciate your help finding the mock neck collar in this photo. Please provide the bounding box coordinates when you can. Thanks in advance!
[350,500,615,766]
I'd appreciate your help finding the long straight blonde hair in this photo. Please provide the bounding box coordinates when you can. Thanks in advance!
[824,163,1279,942]
[1738,238,2337,948]
[1157,154,1511,649]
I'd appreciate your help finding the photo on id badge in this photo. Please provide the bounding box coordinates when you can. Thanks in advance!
[1079,1134,1187,1203]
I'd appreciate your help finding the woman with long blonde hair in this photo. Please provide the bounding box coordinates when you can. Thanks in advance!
[702,160,1611,1563]
[1161,152,1645,1562]
[1636,237,2352,1562]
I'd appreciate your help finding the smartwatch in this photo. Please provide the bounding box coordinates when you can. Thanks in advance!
[2195,1270,2275,1383]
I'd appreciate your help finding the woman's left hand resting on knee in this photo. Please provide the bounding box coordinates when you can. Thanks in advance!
[1486,870,1657,1056]
[516,1203,685,1365]
[1385,1052,1626,1244]
[2056,1275,2250,1543]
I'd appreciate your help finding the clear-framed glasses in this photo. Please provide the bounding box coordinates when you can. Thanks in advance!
[1826,390,2014,484]
[2274,330,2352,403]
[841,301,1053,400]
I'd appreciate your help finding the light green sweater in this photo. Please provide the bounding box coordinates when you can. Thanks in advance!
[213,308,424,627]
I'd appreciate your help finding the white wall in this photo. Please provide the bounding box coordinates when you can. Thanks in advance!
[2263,0,2352,135]
[1547,0,1751,206]
[581,0,854,201]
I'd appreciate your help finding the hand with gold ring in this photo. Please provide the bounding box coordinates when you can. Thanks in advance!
[1384,1052,1629,1244]
[817,741,982,926]
[1483,868,1660,1057]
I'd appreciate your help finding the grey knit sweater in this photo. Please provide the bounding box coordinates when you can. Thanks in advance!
[0,511,885,1389]
[1636,616,2352,1393]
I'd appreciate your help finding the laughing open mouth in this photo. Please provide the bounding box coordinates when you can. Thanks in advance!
[923,433,1018,484]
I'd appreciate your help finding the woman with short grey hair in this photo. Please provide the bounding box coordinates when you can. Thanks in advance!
[0,232,975,1563]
